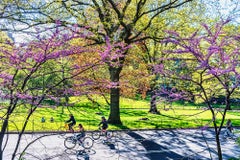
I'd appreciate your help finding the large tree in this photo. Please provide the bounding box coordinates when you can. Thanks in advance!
[0,0,196,124]
[31,0,193,124]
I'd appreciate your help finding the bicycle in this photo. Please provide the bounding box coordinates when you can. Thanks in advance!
[91,126,112,140]
[64,134,94,149]
[223,128,238,140]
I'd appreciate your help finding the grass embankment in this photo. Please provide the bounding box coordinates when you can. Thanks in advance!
[1,96,240,132]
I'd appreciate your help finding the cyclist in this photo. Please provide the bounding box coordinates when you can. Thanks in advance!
[223,119,234,139]
[98,116,108,135]
[226,119,233,135]
[65,114,76,133]
[76,123,85,141]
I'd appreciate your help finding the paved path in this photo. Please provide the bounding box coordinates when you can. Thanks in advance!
[3,128,240,160]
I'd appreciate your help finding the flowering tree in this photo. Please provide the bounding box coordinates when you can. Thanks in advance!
[7,0,192,124]
[155,20,240,159]
[0,24,100,160]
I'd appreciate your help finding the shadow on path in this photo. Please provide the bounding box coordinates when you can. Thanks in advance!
[127,131,194,160]
[103,140,116,150]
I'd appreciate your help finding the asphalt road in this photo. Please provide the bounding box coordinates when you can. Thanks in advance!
[3,128,240,160]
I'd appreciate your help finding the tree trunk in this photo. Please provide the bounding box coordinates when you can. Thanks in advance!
[216,133,222,160]
[214,126,223,160]
[148,76,159,114]
[211,105,223,160]
[226,95,231,110]
[108,67,122,124]
[11,108,35,160]
[149,90,159,114]
[0,114,9,160]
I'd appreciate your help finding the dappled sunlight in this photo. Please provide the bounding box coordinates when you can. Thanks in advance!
[5,129,239,159]
[2,97,240,132]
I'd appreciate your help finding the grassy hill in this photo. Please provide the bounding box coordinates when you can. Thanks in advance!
[1,96,240,132]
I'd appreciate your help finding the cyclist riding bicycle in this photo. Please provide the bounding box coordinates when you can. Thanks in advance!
[76,123,85,141]
[99,116,108,134]
[224,119,234,138]
[65,114,76,133]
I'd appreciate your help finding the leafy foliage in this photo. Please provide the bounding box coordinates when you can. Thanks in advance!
[155,19,240,160]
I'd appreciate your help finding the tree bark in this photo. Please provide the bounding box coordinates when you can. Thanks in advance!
[108,67,122,124]
[148,76,159,114]
[149,90,159,114]
[0,117,8,160]
[215,131,222,160]
[0,105,11,160]
[226,95,231,110]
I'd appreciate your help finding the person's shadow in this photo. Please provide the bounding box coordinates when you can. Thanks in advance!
[103,140,115,149]
[76,150,90,160]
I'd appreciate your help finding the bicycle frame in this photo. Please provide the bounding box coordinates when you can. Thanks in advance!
[64,134,94,149]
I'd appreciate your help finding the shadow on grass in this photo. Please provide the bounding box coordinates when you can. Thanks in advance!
[158,113,183,120]
[110,124,130,130]
[120,109,148,117]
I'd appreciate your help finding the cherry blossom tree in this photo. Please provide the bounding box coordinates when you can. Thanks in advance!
[155,19,240,160]
[0,23,101,160]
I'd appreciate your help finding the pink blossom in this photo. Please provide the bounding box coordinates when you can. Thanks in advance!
[0,73,13,80]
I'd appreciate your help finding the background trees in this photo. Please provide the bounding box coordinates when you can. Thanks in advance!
[126,1,207,113]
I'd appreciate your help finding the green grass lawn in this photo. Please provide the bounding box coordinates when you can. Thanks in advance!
[1,96,240,132]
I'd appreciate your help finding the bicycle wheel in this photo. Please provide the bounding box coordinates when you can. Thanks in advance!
[91,131,101,140]
[64,136,76,149]
[82,137,94,149]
